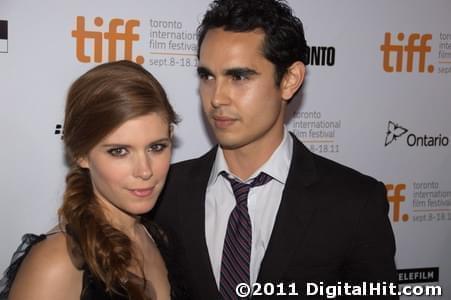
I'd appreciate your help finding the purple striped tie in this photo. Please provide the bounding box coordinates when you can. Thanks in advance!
[219,171,272,300]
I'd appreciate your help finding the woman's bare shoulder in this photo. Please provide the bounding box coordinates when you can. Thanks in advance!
[8,232,82,300]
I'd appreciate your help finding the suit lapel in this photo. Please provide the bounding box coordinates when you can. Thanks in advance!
[257,134,320,283]
[178,146,221,298]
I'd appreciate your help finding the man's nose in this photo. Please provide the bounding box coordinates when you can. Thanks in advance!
[211,80,231,108]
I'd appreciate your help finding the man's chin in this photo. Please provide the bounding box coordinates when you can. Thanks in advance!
[217,136,246,150]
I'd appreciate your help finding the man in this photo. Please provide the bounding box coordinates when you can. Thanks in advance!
[153,0,398,299]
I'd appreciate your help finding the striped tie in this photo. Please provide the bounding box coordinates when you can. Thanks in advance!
[219,171,272,300]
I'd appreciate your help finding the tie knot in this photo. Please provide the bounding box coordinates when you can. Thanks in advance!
[220,171,272,205]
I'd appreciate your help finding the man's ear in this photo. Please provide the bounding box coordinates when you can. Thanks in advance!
[280,61,305,101]
[77,156,89,169]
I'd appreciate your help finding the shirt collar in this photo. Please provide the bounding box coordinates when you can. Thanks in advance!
[208,126,293,185]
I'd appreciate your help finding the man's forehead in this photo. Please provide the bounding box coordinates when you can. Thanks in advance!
[202,27,265,45]
[199,29,267,68]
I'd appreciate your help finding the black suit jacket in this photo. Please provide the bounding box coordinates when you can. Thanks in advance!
[152,134,398,299]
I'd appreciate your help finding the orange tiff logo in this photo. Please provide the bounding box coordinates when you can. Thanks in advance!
[72,16,144,64]
[386,183,408,222]
[380,32,433,73]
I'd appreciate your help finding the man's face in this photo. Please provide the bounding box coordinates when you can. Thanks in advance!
[197,28,287,152]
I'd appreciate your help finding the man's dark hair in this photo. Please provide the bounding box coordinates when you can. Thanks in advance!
[197,0,308,85]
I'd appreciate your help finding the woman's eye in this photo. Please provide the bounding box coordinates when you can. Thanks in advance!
[107,148,128,157]
[149,143,168,152]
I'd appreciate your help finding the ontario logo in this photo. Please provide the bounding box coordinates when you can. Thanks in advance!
[380,32,433,73]
[385,121,449,147]
[72,16,144,64]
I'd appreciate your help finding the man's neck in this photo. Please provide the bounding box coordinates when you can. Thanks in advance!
[222,127,285,180]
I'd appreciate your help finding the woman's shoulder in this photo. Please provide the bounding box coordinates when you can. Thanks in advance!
[6,231,82,300]
[24,231,74,270]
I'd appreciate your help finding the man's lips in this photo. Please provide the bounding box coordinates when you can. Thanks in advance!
[212,115,237,129]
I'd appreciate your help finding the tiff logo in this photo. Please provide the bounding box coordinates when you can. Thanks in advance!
[72,16,144,64]
[380,32,434,73]
[386,183,408,222]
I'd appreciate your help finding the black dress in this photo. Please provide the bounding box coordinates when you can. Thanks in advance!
[0,221,189,299]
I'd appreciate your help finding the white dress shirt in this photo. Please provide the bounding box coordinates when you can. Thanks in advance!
[205,127,293,287]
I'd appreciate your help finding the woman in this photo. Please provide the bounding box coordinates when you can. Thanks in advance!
[0,60,184,299]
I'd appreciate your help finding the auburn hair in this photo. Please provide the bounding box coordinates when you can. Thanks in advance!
[58,60,178,298]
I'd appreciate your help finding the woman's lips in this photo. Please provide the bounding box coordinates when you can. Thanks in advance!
[129,188,154,197]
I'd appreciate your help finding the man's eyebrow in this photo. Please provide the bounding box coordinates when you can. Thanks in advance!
[224,67,259,77]
[197,66,213,76]
[197,66,260,78]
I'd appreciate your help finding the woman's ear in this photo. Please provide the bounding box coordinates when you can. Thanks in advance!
[280,61,305,101]
[77,156,89,169]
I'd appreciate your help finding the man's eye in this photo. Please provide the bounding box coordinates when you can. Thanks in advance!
[107,148,128,157]
[149,143,168,152]
[232,74,247,81]
[199,73,214,81]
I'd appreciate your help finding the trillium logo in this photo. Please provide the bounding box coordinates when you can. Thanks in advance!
[385,121,408,146]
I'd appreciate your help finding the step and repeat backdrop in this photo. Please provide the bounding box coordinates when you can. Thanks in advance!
[1,0,450,298]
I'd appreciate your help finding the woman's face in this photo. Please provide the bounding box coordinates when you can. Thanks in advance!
[79,113,172,222]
